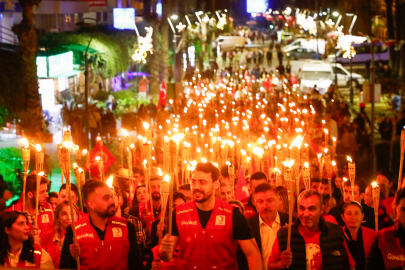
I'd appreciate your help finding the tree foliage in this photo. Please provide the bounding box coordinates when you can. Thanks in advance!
[38,27,138,79]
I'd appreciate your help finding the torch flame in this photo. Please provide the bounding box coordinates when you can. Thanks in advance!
[372,181,378,188]
[304,162,309,168]
[163,175,170,182]
[157,168,163,176]
[324,148,328,154]
[332,137,336,142]
[35,144,42,152]
[332,160,336,166]
[73,163,78,169]
[253,147,264,158]
[170,133,185,142]
[201,158,207,163]
[324,129,328,134]
[78,168,84,173]
[20,138,29,149]
[274,168,282,174]
[83,149,88,155]
[347,156,353,163]
[38,172,45,176]
[95,156,101,161]
[241,150,247,156]
[106,176,113,188]
[343,177,348,182]
[282,160,294,168]
[143,122,150,130]
[130,144,135,149]
[291,135,303,148]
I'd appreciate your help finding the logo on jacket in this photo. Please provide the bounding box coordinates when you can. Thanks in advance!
[41,214,49,223]
[215,215,225,225]
[388,253,405,261]
[181,220,197,226]
[112,227,123,237]
[77,233,94,239]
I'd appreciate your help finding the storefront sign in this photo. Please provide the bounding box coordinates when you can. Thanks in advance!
[113,8,135,30]
[37,51,74,78]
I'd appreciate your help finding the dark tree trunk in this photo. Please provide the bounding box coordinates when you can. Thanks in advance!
[12,0,44,141]
[385,0,395,39]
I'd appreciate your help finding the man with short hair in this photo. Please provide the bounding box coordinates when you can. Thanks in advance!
[310,178,321,191]
[133,166,145,186]
[248,183,290,270]
[241,171,268,219]
[159,162,263,270]
[7,174,53,237]
[220,165,230,182]
[318,179,330,195]
[59,180,144,269]
[310,164,320,180]
[59,183,79,205]
[268,189,355,270]
[178,183,192,201]
[130,175,162,232]
[376,170,395,225]
[220,181,233,202]
[329,178,375,229]
[366,188,405,270]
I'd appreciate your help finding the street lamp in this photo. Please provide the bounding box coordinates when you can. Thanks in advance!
[170,14,178,20]
[347,13,357,105]
[332,11,339,17]
[76,17,99,150]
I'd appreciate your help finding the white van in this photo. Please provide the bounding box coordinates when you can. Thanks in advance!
[283,38,326,55]
[332,63,365,88]
[212,35,247,52]
[300,60,333,95]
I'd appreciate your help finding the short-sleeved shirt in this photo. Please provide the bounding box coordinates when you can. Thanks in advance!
[171,206,253,240]
[268,224,355,270]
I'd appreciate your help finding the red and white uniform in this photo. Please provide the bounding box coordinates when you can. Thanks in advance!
[75,215,130,270]
[378,225,405,269]
[3,244,42,268]
[8,199,54,237]
[41,230,61,268]
[176,198,237,270]
[241,196,256,219]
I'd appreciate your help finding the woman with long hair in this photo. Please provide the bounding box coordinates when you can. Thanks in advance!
[0,211,54,268]
[41,202,79,268]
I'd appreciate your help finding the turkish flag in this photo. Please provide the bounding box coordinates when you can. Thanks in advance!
[235,167,249,201]
[157,81,167,108]
[84,144,116,177]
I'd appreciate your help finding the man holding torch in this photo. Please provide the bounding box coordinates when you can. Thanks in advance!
[7,174,54,237]
[59,180,144,269]
[159,162,263,269]
[268,189,355,270]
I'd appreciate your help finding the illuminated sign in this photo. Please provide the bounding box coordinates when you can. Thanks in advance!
[113,8,135,30]
[48,51,73,77]
[37,56,48,78]
[36,51,74,78]
[247,0,268,13]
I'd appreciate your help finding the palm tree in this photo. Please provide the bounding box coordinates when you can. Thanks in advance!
[12,0,44,141]
[149,1,161,95]
[161,0,170,84]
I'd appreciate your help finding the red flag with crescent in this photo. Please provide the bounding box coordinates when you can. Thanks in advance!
[84,144,116,176]
[157,80,167,108]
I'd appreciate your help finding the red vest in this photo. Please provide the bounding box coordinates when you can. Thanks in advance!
[241,196,256,219]
[75,215,130,270]
[138,201,161,233]
[378,225,405,269]
[8,200,54,237]
[41,230,61,269]
[176,198,237,270]
[3,244,42,268]
[343,226,377,262]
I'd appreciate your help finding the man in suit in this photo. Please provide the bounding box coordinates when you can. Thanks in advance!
[248,182,290,270]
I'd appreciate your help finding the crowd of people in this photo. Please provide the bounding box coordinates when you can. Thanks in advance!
[1,66,405,270]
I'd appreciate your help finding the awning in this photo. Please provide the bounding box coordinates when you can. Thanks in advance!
[61,44,98,54]
[49,69,82,78]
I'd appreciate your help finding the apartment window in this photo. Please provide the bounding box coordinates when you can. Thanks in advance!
[65,14,71,23]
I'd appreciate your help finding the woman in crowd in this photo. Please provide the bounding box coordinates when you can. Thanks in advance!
[0,211,54,268]
[332,171,346,203]
[342,201,377,270]
[41,202,79,268]
[47,192,59,209]
[130,185,147,211]
[276,186,289,214]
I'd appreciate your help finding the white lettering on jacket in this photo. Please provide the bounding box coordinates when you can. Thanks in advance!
[76,223,87,230]
[217,207,231,213]
[112,220,126,227]
[388,253,405,261]
[77,233,94,240]
[177,209,193,214]
[181,220,197,226]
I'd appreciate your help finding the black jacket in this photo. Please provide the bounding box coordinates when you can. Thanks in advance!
[278,217,346,270]
[247,212,290,255]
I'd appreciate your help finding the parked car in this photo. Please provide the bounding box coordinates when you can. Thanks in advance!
[327,42,389,65]
[331,63,365,88]
[283,38,326,55]
[285,47,319,60]
[212,35,247,52]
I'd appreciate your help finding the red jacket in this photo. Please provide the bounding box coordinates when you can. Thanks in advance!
[176,198,237,270]
[41,230,61,268]
[151,245,177,270]
[8,199,54,237]
[3,244,42,268]
[138,201,161,233]
[75,215,130,270]
[378,225,405,269]
[343,225,377,262]
[241,195,256,219]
